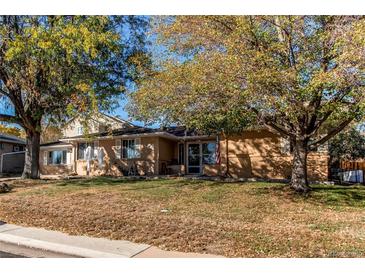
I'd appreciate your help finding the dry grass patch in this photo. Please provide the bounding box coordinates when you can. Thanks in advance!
[1,177,365,257]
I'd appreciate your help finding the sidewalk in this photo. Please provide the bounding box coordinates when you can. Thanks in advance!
[0,222,222,258]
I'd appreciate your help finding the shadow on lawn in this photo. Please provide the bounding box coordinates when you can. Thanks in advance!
[54,176,365,207]
[309,185,365,207]
[252,183,365,208]
[55,176,210,190]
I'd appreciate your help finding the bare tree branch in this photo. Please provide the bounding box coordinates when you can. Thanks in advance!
[309,116,355,148]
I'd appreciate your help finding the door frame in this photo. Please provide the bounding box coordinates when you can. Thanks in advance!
[186,142,202,175]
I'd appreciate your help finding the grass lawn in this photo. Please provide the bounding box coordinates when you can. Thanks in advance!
[1,177,365,257]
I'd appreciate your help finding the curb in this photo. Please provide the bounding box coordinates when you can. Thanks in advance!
[0,233,129,258]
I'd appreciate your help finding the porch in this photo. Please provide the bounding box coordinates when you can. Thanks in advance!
[161,138,220,176]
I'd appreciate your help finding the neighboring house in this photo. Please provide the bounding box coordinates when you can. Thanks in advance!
[40,113,329,180]
[61,112,134,137]
[0,134,26,174]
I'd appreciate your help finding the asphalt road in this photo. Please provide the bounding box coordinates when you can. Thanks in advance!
[0,242,77,258]
[0,250,26,258]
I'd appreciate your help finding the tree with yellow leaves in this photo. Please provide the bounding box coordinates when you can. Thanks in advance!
[0,16,149,179]
[130,16,365,192]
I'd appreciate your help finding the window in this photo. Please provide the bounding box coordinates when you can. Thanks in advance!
[13,145,20,152]
[178,143,185,165]
[0,143,4,150]
[202,143,216,165]
[122,139,136,159]
[77,126,83,135]
[122,139,140,159]
[48,150,67,165]
[78,142,95,160]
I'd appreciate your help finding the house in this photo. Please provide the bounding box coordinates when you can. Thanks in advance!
[0,133,26,174]
[39,113,329,180]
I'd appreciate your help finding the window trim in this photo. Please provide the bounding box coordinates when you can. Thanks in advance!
[47,150,68,166]
[77,142,95,160]
[122,139,137,159]
[115,139,121,159]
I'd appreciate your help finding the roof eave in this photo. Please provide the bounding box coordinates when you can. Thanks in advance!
[60,131,181,142]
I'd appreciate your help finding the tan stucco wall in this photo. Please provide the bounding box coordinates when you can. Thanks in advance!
[158,137,176,174]
[40,164,74,175]
[39,129,328,181]
[75,137,160,176]
[213,130,328,180]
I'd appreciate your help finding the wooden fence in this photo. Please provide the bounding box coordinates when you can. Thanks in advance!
[340,160,365,171]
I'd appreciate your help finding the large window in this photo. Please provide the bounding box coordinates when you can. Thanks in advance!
[78,143,88,160]
[122,139,136,159]
[78,142,99,160]
[202,143,216,165]
[48,150,67,165]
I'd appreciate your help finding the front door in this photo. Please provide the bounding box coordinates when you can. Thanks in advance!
[187,143,201,174]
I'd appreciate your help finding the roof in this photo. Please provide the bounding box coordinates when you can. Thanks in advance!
[40,140,73,150]
[101,112,135,127]
[63,112,134,129]
[59,124,209,141]
[40,141,70,147]
[164,126,201,137]
[0,134,25,145]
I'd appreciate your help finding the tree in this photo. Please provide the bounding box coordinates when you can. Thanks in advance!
[329,125,365,170]
[130,16,365,192]
[0,123,25,138]
[40,125,62,143]
[0,16,149,179]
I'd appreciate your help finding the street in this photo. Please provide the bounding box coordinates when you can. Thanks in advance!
[0,242,77,258]
[0,251,25,258]
[0,250,25,258]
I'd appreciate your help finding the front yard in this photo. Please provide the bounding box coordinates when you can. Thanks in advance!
[1,177,365,257]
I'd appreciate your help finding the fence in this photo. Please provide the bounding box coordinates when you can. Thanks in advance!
[0,151,25,174]
[340,160,365,171]
[339,160,365,183]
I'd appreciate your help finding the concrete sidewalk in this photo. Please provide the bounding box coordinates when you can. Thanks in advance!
[0,223,222,258]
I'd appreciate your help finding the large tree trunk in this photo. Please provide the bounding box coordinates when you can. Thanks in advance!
[22,130,41,179]
[290,140,310,193]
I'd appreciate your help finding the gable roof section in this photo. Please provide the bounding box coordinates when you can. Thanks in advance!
[101,112,134,127]
[0,134,25,145]
[59,124,212,142]
[63,112,134,129]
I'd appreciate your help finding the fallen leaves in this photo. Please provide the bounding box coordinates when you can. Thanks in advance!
[0,178,365,257]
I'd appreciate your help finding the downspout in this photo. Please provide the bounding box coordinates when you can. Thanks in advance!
[156,137,160,175]
[222,130,231,177]
[73,141,77,174]
[184,129,187,175]
[0,153,3,173]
